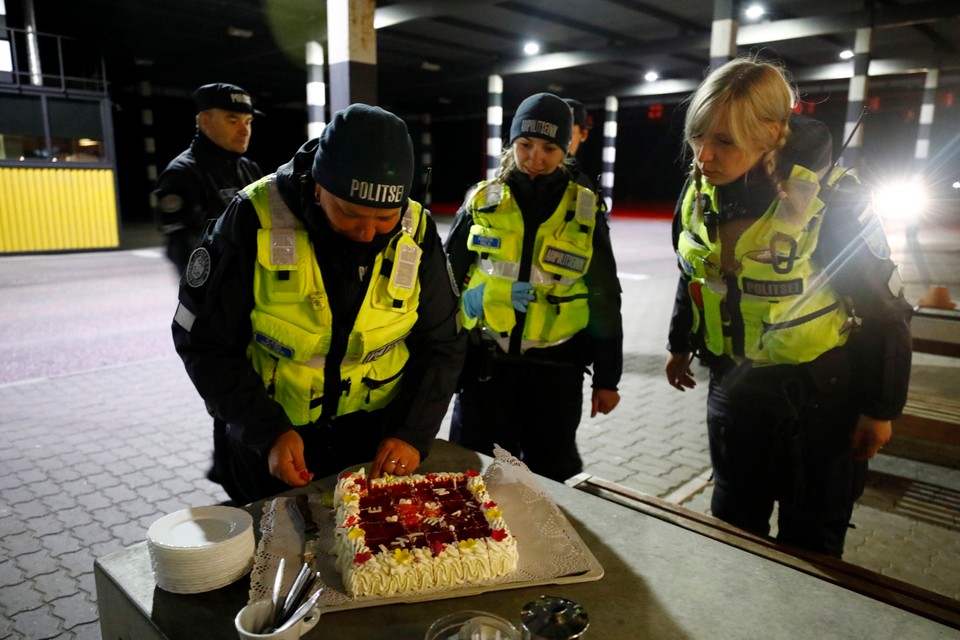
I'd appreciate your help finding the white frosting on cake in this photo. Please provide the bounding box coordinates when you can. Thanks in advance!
[332,469,518,598]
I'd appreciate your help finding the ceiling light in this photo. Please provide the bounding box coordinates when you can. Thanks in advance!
[421,61,441,72]
[548,84,564,92]
[839,49,854,60]
[644,71,659,82]
[228,26,254,38]
[744,4,765,20]
[523,41,540,56]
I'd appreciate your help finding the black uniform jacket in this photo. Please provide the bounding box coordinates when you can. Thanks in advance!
[445,168,623,391]
[154,131,264,271]
[666,115,912,420]
[172,139,466,459]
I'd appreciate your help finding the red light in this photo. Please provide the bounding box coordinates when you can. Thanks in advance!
[648,104,663,120]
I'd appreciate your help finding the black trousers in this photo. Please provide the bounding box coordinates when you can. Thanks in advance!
[706,358,867,557]
[450,352,585,482]
[209,412,384,505]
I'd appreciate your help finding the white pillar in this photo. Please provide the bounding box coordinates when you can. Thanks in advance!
[602,96,619,215]
[327,0,376,114]
[306,40,327,139]
[486,74,503,181]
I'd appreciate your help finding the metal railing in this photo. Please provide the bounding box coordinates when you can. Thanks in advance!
[0,25,107,95]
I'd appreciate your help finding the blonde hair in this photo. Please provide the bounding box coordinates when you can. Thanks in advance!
[685,57,796,198]
[492,143,569,184]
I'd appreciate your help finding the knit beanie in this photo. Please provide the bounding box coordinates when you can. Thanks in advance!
[311,104,414,208]
[509,93,573,150]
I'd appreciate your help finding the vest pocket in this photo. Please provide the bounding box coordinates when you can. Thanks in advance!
[524,290,589,344]
[340,349,408,414]
[752,302,848,364]
[255,228,311,302]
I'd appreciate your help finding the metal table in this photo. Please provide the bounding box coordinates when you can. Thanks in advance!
[95,440,958,639]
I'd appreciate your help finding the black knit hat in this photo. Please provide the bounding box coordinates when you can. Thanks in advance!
[509,93,573,150]
[563,98,593,130]
[311,104,414,209]
[193,83,263,116]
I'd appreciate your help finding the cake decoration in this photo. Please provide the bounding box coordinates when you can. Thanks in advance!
[332,469,519,598]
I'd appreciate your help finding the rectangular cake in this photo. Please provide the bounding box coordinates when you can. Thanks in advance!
[332,468,518,598]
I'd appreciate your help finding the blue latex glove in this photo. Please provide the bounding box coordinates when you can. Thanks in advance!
[511,281,535,312]
[463,284,485,319]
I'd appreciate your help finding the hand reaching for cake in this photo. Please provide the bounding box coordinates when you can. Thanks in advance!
[370,437,420,478]
[268,430,314,488]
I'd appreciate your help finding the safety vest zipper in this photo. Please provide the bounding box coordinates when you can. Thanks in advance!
[361,368,405,403]
[758,302,840,350]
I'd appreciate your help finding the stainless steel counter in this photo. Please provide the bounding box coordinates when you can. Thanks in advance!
[94,440,957,639]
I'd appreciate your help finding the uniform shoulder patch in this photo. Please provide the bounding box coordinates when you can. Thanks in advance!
[158,193,184,214]
[185,247,212,288]
[860,219,891,260]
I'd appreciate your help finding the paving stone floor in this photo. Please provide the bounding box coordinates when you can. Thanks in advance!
[1,217,958,638]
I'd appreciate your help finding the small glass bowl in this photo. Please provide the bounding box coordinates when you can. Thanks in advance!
[424,610,520,640]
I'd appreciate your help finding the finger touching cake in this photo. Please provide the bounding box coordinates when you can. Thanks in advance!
[332,469,519,598]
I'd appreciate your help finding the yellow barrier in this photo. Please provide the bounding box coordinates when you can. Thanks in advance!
[0,167,120,253]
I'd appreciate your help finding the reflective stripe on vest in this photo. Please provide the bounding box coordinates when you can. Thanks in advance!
[242,175,424,424]
[676,165,849,365]
[461,180,595,351]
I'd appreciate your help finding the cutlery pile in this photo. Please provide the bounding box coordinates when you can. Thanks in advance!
[260,558,324,634]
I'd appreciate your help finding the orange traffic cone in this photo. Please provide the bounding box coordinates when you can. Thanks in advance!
[917,284,957,310]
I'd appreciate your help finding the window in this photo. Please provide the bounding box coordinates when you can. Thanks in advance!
[48,97,105,162]
[0,93,106,163]
[0,93,45,160]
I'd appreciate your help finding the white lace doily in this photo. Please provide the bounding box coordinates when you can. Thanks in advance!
[249,446,598,609]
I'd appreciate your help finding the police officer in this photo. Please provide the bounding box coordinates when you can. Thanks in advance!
[562,98,594,190]
[154,83,264,273]
[445,93,623,482]
[664,58,913,557]
[172,104,466,504]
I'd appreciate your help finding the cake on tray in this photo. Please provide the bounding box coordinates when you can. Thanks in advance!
[332,468,518,598]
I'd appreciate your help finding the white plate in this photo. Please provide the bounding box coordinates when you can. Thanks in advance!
[148,506,252,550]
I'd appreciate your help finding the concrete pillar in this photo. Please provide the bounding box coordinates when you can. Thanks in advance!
[710,0,739,71]
[139,80,158,210]
[914,67,939,167]
[486,74,503,181]
[601,95,618,215]
[841,27,872,171]
[420,112,432,206]
[327,0,376,114]
[306,40,327,139]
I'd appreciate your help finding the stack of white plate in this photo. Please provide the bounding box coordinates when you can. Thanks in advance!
[147,505,255,594]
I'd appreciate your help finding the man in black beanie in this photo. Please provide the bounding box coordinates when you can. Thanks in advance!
[171,104,466,504]
[154,83,265,273]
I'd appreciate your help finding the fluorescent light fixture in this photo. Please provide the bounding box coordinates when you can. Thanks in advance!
[745,4,765,20]
[839,49,854,60]
[523,41,540,56]
[644,71,659,82]
[0,42,11,73]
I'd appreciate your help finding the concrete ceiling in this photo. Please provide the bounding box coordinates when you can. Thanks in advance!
[18,0,960,120]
